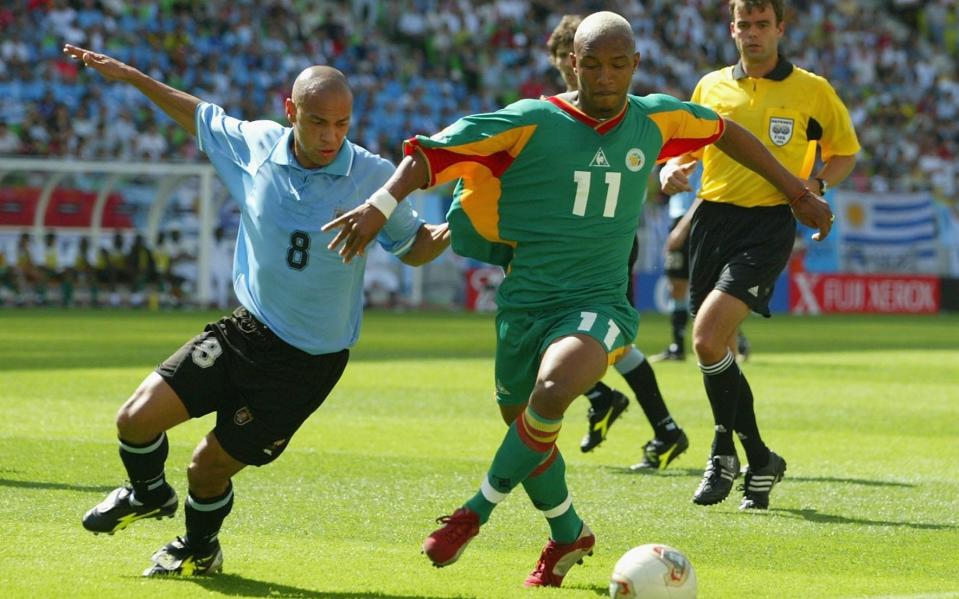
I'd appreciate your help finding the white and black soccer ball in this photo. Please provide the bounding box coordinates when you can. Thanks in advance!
[609,543,697,598]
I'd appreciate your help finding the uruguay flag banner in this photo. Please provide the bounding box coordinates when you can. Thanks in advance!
[835,191,938,273]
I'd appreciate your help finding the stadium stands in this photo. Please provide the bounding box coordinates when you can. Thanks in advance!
[0,0,955,195]
[1,1,957,310]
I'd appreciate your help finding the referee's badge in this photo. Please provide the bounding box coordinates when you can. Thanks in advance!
[769,117,794,146]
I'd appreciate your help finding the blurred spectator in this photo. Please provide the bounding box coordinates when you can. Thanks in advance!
[38,231,70,306]
[105,231,128,306]
[15,231,42,305]
[0,121,21,154]
[127,233,155,307]
[65,236,100,307]
[135,121,168,162]
[166,229,193,308]
[363,243,401,309]
[208,226,234,310]
[0,243,23,306]
[152,231,176,307]
[0,0,955,195]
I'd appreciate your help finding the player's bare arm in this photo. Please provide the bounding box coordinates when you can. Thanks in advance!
[665,198,701,252]
[322,151,430,263]
[62,44,202,135]
[658,155,700,250]
[714,118,834,241]
[400,223,451,266]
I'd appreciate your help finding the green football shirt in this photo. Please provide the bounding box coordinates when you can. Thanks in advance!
[405,94,724,311]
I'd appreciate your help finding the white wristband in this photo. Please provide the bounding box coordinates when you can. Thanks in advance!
[658,164,672,189]
[366,188,398,219]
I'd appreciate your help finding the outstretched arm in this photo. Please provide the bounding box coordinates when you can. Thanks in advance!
[399,222,451,266]
[322,151,431,263]
[665,198,701,252]
[63,44,202,135]
[714,119,834,241]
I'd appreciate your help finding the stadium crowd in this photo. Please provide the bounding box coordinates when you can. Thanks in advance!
[0,0,956,197]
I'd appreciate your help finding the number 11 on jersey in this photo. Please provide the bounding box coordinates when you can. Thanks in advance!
[577,310,621,350]
[572,171,621,218]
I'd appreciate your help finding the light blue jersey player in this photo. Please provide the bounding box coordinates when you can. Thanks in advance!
[64,44,451,578]
[196,101,422,354]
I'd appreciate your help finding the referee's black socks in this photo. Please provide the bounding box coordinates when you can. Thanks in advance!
[735,376,771,468]
[700,350,740,456]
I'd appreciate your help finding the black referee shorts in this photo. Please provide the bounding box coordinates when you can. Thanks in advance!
[156,306,349,466]
[689,201,795,318]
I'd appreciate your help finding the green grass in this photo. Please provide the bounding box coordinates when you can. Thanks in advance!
[0,309,957,598]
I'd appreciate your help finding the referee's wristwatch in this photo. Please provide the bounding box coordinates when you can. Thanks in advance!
[815,177,828,195]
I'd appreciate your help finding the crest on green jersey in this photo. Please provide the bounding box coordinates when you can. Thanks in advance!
[589,147,610,167]
[625,148,646,172]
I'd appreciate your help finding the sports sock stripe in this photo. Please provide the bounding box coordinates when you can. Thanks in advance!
[187,487,234,512]
[613,346,644,373]
[528,446,559,478]
[524,407,563,434]
[699,350,735,376]
[541,494,572,519]
[517,408,562,452]
[480,476,509,504]
[119,432,166,454]
[146,475,168,491]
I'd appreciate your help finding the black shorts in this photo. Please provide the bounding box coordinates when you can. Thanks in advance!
[689,201,795,318]
[664,216,690,280]
[156,306,349,466]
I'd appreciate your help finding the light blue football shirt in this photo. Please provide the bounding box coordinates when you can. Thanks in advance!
[195,102,422,355]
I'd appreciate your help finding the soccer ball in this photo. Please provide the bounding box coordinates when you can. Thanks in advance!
[608,543,697,598]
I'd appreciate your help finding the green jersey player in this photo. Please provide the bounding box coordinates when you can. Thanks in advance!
[325,10,822,590]
[544,13,691,461]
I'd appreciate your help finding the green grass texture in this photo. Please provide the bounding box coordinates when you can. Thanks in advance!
[0,309,956,598]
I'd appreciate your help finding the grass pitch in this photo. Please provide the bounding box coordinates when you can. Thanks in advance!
[0,309,957,598]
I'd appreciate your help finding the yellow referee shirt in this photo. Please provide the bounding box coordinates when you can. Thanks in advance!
[692,57,860,207]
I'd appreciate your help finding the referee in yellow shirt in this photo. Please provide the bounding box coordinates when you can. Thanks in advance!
[659,0,860,511]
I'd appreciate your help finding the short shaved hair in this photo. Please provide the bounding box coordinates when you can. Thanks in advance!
[574,11,635,53]
[291,66,351,104]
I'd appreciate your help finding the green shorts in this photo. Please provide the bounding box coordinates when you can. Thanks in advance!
[494,301,639,405]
